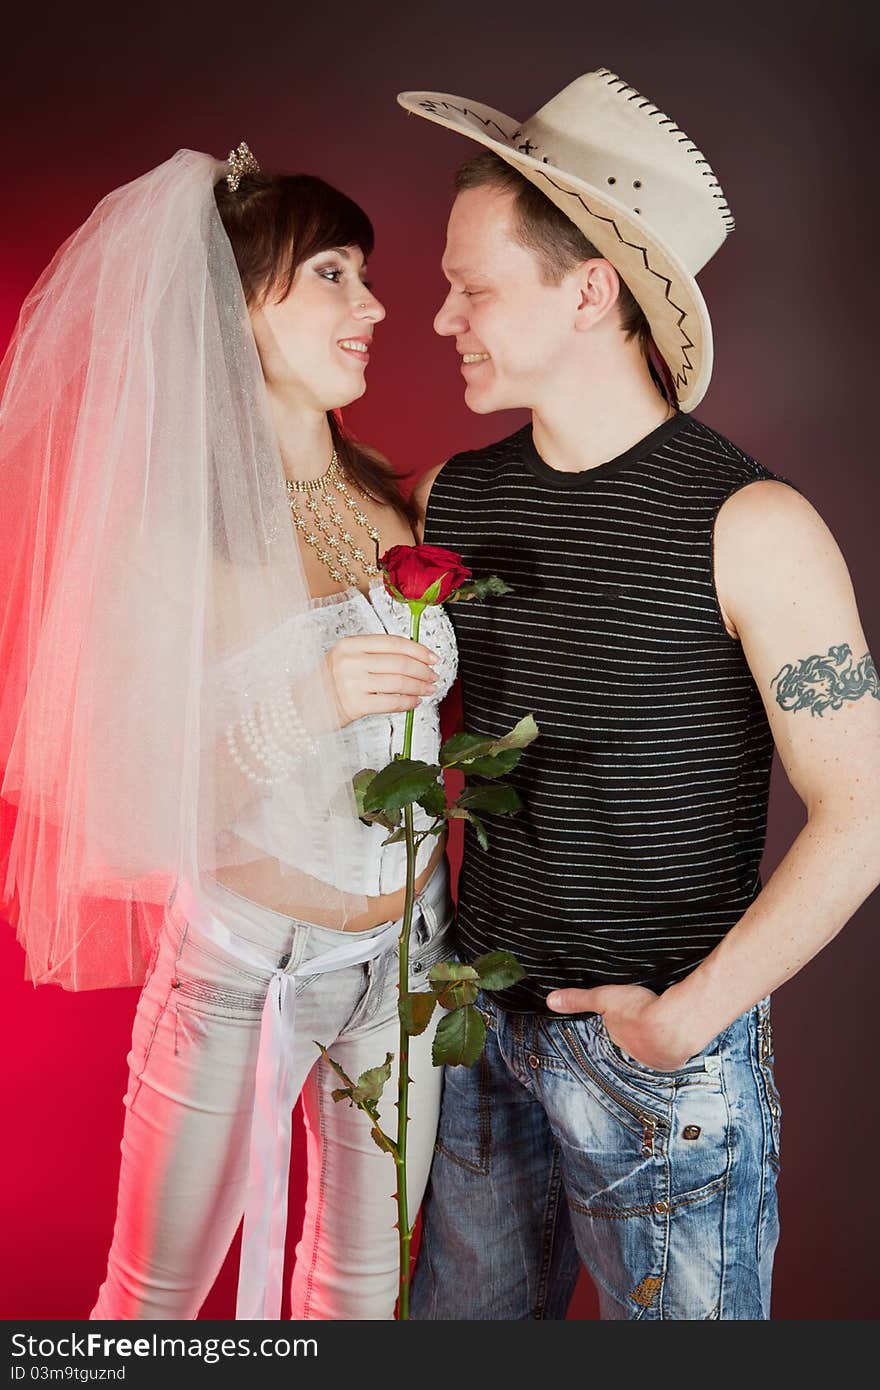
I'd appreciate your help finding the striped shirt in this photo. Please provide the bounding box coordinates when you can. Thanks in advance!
[425,410,793,1013]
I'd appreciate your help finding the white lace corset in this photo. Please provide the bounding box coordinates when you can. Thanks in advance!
[215,581,458,897]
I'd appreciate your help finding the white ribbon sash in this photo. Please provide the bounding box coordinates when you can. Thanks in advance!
[172,881,401,1320]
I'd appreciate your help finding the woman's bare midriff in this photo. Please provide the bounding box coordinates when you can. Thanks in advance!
[209,831,447,932]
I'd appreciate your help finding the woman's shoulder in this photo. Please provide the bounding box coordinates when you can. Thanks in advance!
[411,463,446,540]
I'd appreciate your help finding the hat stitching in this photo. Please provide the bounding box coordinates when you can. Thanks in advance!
[597,69,735,232]
[417,98,511,144]
[414,97,696,390]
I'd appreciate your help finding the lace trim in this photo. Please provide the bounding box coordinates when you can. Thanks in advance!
[211,580,457,705]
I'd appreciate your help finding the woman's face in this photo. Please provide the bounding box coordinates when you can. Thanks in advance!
[250,243,385,411]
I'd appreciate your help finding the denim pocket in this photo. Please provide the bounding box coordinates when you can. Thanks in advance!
[558,1019,669,1153]
[433,1048,492,1176]
[168,901,275,977]
[171,975,267,1022]
[409,933,455,981]
[409,893,455,980]
[163,915,274,1022]
[594,1015,723,1088]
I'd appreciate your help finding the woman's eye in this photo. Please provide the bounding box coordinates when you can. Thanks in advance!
[318,267,343,283]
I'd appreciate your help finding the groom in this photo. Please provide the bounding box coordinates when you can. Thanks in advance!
[398,69,880,1319]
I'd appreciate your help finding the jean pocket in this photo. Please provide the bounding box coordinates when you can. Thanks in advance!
[171,975,268,1022]
[163,915,272,1022]
[557,1020,669,1153]
[409,894,455,979]
[409,932,455,982]
[434,1047,492,1176]
[595,1015,723,1088]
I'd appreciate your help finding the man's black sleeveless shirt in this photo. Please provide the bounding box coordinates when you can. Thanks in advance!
[425,411,792,1013]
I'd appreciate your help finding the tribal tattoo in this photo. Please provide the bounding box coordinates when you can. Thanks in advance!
[771,643,880,717]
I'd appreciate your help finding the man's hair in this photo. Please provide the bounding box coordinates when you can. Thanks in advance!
[454,150,651,350]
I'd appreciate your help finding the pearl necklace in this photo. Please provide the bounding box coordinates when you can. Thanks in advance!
[284,450,381,586]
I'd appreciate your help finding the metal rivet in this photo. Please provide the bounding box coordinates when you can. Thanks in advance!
[607,175,616,184]
[528,1054,540,1069]
[633,179,642,188]
[653,1199,669,1214]
[682,1125,701,1140]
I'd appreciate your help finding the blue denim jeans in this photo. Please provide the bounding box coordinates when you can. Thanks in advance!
[411,993,781,1320]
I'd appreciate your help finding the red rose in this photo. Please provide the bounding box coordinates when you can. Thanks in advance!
[379,544,472,605]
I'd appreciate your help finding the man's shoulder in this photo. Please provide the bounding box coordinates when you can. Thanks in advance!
[677,413,773,486]
[678,414,800,514]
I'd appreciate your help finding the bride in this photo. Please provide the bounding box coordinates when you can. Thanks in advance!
[0,142,457,1319]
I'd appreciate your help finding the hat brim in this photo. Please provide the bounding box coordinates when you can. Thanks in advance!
[398,89,713,412]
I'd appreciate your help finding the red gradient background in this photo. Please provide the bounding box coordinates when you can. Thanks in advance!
[2,0,878,1321]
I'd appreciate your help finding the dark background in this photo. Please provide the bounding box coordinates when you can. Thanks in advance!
[1,0,878,1320]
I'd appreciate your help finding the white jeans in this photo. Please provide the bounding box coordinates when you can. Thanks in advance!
[91,859,453,1320]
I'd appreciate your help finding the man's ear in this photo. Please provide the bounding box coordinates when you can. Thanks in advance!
[573,258,621,330]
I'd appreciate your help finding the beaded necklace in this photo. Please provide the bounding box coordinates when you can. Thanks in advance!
[284,450,380,587]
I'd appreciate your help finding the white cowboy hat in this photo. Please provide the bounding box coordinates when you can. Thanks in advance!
[397,68,734,412]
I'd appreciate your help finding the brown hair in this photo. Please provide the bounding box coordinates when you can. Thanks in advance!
[215,170,417,526]
[454,150,655,356]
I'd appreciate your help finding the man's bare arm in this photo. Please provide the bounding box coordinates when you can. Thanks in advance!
[548,480,880,1066]
[663,481,880,1034]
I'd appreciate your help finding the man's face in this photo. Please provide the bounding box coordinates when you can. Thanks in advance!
[435,185,579,414]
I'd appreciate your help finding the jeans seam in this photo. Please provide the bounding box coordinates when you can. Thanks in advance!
[128,998,169,1112]
[700,1045,734,1321]
[533,1142,565,1319]
[747,1005,779,1283]
[756,1006,782,1160]
[651,1149,672,1321]
[339,962,375,1033]
[568,1177,727,1222]
[302,1063,329,1319]
[142,928,163,987]
[127,928,188,1112]
[434,1049,492,1176]
[361,956,386,1027]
